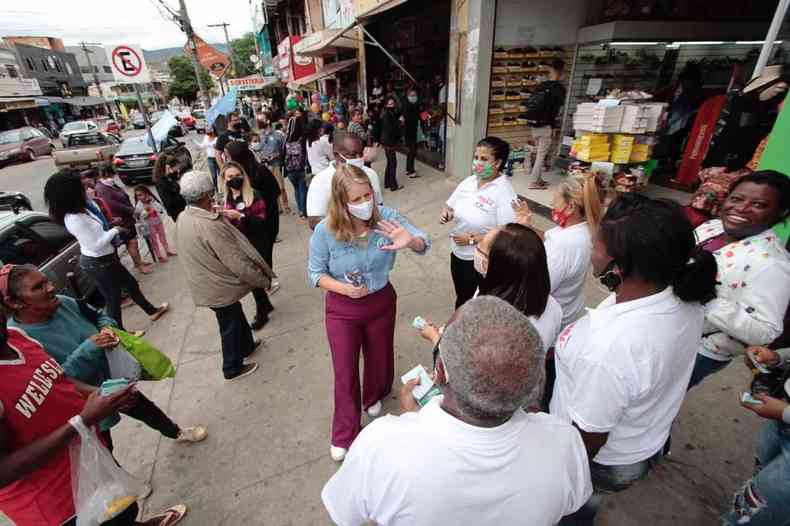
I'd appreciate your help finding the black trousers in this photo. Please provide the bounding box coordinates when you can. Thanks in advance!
[63,502,139,525]
[405,136,417,174]
[384,147,398,189]
[101,392,180,451]
[252,287,274,316]
[80,254,157,330]
[450,254,481,309]
[211,301,255,378]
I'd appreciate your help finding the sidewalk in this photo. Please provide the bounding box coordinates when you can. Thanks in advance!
[84,154,760,525]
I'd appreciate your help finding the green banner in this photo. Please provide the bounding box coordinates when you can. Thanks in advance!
[257,27,274,76]
[759,102,790,243]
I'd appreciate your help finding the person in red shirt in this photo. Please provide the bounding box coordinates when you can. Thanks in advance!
[0,312,188,526]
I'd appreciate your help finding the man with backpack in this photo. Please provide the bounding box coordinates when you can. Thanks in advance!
[525,58,566,189]
[283,109,308,218]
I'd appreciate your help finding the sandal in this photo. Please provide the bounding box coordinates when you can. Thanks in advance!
[528,181,549,190]
[143,504,187,526]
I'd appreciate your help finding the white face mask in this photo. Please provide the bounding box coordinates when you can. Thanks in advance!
[473,249,487,277]
[408,95,418,103]
[338,152,365,168]
[347,199,373,221]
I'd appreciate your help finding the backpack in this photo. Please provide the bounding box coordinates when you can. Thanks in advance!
[285,141,305,171]
[525,81,566,126]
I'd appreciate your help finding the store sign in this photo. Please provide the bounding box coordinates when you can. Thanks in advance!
[0,98,37,111]
[184,35,230,79]
[277,36,317,83]
[0,77,42,98]
[228,75,276,91]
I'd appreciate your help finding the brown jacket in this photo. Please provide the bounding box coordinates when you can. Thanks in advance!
[176,205,274,308]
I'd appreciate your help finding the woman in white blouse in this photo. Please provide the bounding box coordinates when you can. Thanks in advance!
[689,171,790,388]
[441,137,517,308]
[306,120,334,175]
[44,170,169,331]
[201,129,219,190]
[516,173,604,328]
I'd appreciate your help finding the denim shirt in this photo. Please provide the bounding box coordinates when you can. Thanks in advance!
[308,206,430,294]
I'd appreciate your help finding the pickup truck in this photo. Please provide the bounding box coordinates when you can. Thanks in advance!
[53,132,122,169]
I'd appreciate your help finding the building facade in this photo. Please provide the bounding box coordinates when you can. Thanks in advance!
[10,42,87,97]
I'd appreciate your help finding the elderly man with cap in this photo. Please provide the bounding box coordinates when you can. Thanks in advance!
[321,296,592,525]
[175,170,275,381]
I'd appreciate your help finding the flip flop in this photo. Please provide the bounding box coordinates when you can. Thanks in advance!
[528,181,549,190]
[147,504,187,526]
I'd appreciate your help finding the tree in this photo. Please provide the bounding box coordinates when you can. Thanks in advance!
[167,56,213,104]
[230,32,257,77]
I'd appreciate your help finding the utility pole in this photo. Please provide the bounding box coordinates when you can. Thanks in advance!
[78,41,116,120]
[178,0,212,109]
[208,22,239,77]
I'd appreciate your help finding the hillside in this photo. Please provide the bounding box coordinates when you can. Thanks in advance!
[143,43,230,65]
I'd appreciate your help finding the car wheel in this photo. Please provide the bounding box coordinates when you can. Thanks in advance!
[26,149,36,162]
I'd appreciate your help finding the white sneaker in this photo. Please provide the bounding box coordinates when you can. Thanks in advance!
[330,445,347,462]
[366,400,382,418]
[268,280,281,295]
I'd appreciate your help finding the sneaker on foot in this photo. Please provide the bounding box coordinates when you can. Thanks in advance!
[244,339,263,363]
[175,425,208,443]
[330,445,348,462]
[131,329,146,338]
[225,362,258,381]
[150,303,170,321]
[366,400,383,418]
[159,257,169,263]
[167,251,178,257]
[250,313,269,331]
[268,280,281,295]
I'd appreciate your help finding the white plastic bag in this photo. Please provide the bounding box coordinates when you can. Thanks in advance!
[69,415,145,526]
[105,346,142,382]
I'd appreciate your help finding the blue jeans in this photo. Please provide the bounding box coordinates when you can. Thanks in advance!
[688,353,731,389]
[287,169,307,216]
[724,420,790,525]
[207,157,220,190]
[559,451,663,525]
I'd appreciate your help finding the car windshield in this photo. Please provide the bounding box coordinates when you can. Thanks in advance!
[193,110,205,119]
[0,130,21,144]
[67,133,104,147]
[63,122,87,132]
[118,138,152,155]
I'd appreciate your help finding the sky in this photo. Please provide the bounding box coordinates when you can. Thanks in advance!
[0,0,257,50]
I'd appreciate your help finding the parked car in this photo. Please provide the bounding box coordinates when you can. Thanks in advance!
[0,211,97,301]
[104,120,122,136]
[193,110,207,134]
[0,192,33,213]
[131,114,146,129]
[54,132,121,169]
[0,127,54,167]
[58,120,98,144]
[179,113,196,129]
[113,135,192,185]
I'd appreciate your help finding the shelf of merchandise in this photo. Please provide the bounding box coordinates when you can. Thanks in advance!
[486,46,570,147]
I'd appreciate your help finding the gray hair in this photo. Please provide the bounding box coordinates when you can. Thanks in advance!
[439,296,545,420]
[179,170,214,204]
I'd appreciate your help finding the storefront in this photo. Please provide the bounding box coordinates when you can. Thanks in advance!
[560,20,789,195]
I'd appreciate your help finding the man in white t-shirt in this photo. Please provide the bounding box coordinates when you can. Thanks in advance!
[322,296,592,526]
[306,133,384,230]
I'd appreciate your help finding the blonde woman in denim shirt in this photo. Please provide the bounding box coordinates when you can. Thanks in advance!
[308,164,430,462]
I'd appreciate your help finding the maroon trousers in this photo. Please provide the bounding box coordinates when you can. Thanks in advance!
[325,283,396,449]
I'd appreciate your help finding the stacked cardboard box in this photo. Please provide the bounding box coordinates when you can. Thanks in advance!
[610,134,635,163]
[574,133,610,162]
[572,103,624,133]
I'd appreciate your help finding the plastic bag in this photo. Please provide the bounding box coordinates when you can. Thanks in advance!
[363,145,380,163]
[105,346,142,382]
[69,415,144,526]
[111,328,176,381]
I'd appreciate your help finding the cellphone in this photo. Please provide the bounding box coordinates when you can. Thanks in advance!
[741,392,764,406]
[412,316,427,330]
[100,378,129,397]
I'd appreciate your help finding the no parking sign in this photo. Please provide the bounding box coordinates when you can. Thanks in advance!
[105,44,151,84]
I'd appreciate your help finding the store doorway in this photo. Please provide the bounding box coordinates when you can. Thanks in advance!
[363,0,452,170]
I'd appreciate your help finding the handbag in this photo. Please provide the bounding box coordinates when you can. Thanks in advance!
[105,345,142,382]
[110,328,176,381]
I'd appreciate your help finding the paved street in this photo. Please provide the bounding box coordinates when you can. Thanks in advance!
[0,152,750,526]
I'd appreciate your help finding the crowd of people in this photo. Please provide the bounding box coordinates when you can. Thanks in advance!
[0,87,789,526]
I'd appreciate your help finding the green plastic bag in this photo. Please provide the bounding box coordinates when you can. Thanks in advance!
[111,328,176,381]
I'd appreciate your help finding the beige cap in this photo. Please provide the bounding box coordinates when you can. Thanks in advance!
[744,65,784,94]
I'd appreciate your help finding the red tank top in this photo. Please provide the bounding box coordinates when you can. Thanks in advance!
[0,328,85,526]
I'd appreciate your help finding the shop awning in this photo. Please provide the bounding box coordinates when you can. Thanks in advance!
[65,96,108,107]
[289,58,359,88]
[0,97,38,111]
[356,0,409,20]
[42,96,68,104]
[293,28,358,57]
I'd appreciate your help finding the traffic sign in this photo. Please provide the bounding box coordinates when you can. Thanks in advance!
[105,44,151,84]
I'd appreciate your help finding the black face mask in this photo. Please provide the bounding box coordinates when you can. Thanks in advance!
[231,123,240,131]
[227,177,244,190]
[597,260,623,292]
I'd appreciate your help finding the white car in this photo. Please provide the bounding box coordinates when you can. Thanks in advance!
[58,120,98,145]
